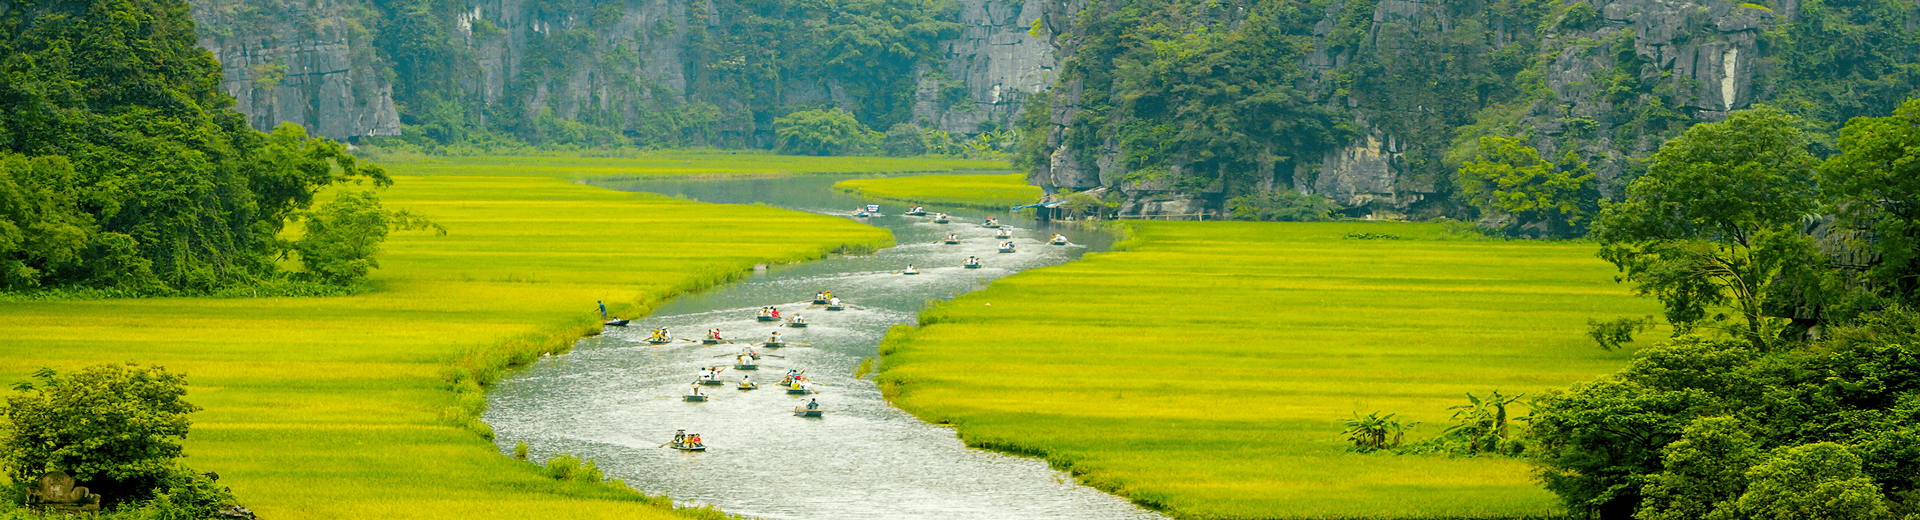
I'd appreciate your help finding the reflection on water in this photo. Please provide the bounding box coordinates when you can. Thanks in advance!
[484,175,1163,520]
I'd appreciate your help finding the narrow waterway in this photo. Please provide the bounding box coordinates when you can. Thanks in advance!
[483,174,1165,520]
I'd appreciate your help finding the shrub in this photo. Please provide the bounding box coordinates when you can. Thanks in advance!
[1,364,199,506]
[1229,189,1339,222]
[774,109,878,156]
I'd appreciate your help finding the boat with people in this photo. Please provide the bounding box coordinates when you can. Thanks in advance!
[763,332,786,348]
[943,233,960,245]
[962,256,982,269]
[904,206,927,216]
[854,209,871,218]
[668,430,706,450]
[982,217,1001,228]
[786,315,808,328]
[903,266,919,275]
[684,386,709,402]
[702,328,725,344]
[995,229,1012,240]
[755,306,782,322]
[998,241,1016,253]
[738,380,758,390]
[781,372,815,394]
[795,398,824,417]
[825,297,845,311]
[604,318,629,327]
[1049,233,1069,245]
[812,291,830,304]
[933,213,950,224]
[647,327,675,344]
[696,366,728,385]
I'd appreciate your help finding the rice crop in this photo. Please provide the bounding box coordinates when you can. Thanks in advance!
[374,150,1008,180]
[878,221,1661,519]
[0,172,891,519]
[833,173,1041,210]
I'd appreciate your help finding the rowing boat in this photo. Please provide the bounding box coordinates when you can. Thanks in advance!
[756,316,779,322]
[787,322,809,328]
[683,394,708,402]
[738,382,758,390]
[825,305,844,311]
[669,442,706,451]
[647,338,673,345]
[793,407,823,418]
[697,379,728,386]
[734,364,758,370]
[604,319,629,326]
[702,339,722,345]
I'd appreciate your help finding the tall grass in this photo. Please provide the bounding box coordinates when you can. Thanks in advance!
[878,221,1660,519]
[833,173,1040,210]
[0,170,890,519]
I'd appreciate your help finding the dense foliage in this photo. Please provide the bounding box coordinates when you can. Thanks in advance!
[0,0,397,295]
[1530,312,1920,520]
[1,364,234,514]
[1456,137,1597,238]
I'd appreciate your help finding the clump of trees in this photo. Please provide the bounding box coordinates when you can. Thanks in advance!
[2,363,237,515]
[1528,100,1920,520]
[0,0,426,296]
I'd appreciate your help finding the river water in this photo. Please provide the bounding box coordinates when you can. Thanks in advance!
[483,175,1165,520]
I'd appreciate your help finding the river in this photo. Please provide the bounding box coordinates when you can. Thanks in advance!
[482,174,1166,520]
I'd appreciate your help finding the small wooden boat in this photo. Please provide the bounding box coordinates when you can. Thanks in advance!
[964,263,982,269]
[604,319,630,327]
[1050,238,1069,245]
[905,209,927,216]
[793,407,823,418]
[756,315,779,322]
[697,378,728,386]
[669,441,706,451]
[738,382,758,390]
[763,342,785,348]
[934,218,950,224]
[998,246,1015,253]
[683,394,708,402]
[855,211,871,218]
[648,338,673,345]
[785,386,813,395]
[903,270,919,275]
[944,239,960,245]
[826,305,844,311]
[787,322,808,328]
[995,230,1012,239]
[702,339,722,345]
[735,363,758,370]
[982,223,1000,229]
[812,298,828,304]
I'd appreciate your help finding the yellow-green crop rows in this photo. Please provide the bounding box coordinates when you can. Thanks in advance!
[0,172,891,519]
[375,150,1008,179]
[879,221,1660,519]
[834,173,1041,209]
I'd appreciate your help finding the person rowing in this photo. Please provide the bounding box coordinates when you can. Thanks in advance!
[963,256,980,267]
[650,328,668,341]
[708,329,723,341]
[789,314,805,325]
[806,399,820,411]
[829,296,841,306]
[767,331,782,345]
[903,265,918,275]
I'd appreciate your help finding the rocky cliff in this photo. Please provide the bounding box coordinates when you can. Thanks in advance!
[192,0,400,139]
[1021,0,1912,219]
[190,0,1056,145]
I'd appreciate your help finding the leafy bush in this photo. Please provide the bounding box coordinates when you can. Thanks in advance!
[774,109,879,156]
[1,364,201,506]
[1228,190,1340,222]
[883,124,928,156]
[291,191,445,285]
[1587,315,1656,351]
[1342,411,1412,452]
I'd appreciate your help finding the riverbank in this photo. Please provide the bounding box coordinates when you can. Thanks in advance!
[833,173,1040,210]
[0,169,892,518]
[878,221,1660,519]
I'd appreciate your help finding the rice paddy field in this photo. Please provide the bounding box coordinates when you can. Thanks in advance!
[833,173,1042,209]
[878,221,1663,519]
[0,169,892,518]
[374,150,1007,179]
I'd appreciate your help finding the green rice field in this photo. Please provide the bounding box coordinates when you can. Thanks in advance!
[878,221,1661,519]
[833,173,1041,209]
[376,150,1007,179]
[0,170,892,518]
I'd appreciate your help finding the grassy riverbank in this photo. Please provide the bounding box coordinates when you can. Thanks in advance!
[879,221,1659,519]
[374,150,1008,180]
[834,173,1040,210]
[0,171,891,518]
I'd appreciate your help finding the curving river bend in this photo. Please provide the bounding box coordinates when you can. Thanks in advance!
[483,175,1166,520]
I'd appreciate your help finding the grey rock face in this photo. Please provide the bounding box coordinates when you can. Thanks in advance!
[193,0,400,139]
[914,0,1057,134]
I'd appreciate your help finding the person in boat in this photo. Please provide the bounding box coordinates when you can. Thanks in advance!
[690,384,703,396]
[790,314,805,325]
[946,232,958,241]
[824,290,834,299]
[904,265,917,274]
[650,328,666,341]
[806,399,819,411]
[771,308,781,318]
[767,331,782,344]
[741,375,752,385]
[688,433,703,447]
[673,429,686,444]
[815,291,826,301]
[708,329,722,341]
[828,297,841,306]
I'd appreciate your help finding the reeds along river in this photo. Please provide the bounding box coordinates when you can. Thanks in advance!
[483,175,1165,520]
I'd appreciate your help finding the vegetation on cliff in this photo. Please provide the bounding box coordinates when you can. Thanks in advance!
[0,0,401,296]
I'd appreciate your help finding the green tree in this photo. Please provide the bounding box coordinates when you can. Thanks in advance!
[291,191,442,285]
[1820,98,1920,305]
[1228,189,1340,222]
[1735,443,1892,520]
[1455,136,1597,238]
[2,364,198,505]
[1594,106,1827,348]
[1636,416,1761,520]
[0,155,91,290]
[883,123,929,156]
[774,109,878,156]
